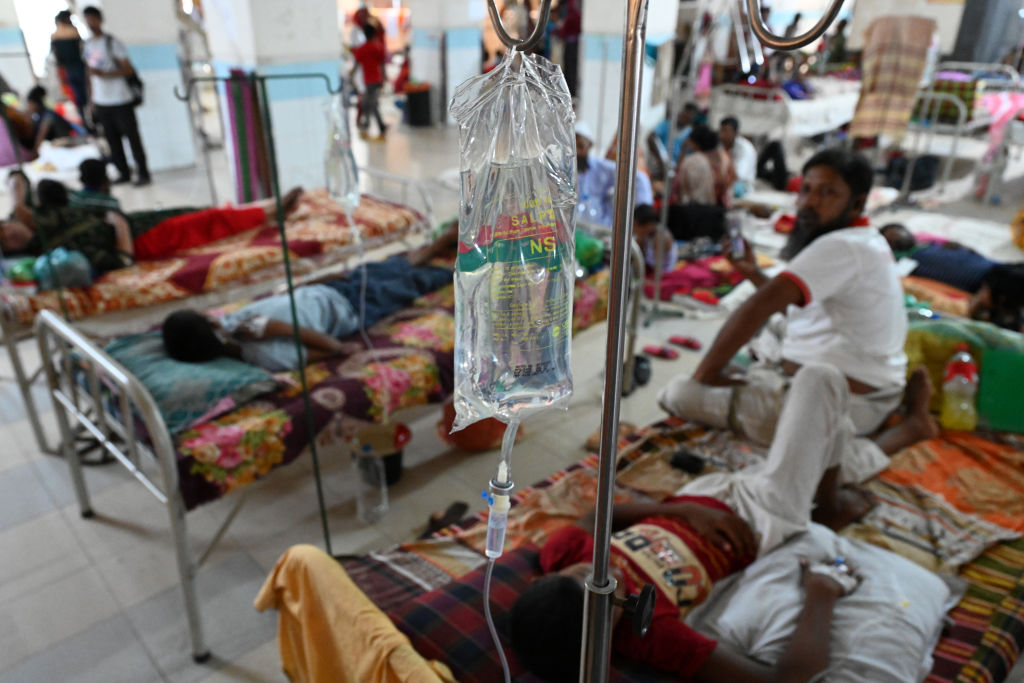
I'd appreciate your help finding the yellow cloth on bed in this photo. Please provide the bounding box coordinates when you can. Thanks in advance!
[254,544,456,683]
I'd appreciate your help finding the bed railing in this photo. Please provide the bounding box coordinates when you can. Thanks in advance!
[35,309,214,662]
[358,165,436,233]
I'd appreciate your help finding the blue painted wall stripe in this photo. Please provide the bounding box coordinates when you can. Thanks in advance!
[582,33,623,62]
[412,28,441,50]
[446,26,481,50]
[126,42,178,71]
[0,27,22,49]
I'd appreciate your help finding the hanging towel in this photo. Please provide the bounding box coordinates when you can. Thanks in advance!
[849,16,937,142]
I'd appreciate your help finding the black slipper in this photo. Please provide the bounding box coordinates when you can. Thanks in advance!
[418,501,469,539]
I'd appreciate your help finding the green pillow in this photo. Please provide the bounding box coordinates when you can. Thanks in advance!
[105,332,279,434]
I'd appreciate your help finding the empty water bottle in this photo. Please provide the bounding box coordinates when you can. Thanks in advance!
[940,343,979,431]
[353,444,388,524]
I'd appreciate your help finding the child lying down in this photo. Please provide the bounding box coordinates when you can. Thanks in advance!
[161,227,457,371]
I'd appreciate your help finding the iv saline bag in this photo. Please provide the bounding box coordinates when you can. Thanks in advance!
[325,94,360,212]
[449,50,577,430]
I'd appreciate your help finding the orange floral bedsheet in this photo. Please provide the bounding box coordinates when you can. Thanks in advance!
[2,190,423,325]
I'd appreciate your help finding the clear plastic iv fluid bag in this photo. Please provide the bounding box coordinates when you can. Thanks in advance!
[449,50,577,430]
[325,94,360,212]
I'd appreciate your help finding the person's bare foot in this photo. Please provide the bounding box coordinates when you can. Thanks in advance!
[282,186,304,217]
[903,367,940,442]
[812,484,875,531]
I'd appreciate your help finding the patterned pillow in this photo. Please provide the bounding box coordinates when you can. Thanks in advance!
[105,332,279,434]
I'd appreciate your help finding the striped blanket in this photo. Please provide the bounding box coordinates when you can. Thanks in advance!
[849,16,938,141]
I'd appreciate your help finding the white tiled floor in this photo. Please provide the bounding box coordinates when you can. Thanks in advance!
[2,101,1023,682]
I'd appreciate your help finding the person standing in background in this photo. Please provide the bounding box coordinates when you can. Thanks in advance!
[556,0,581,97]
[351,22,388,140]
[82,6,151,187]
[50,11,90,127]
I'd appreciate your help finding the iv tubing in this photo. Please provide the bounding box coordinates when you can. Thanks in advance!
[484,559,513,683]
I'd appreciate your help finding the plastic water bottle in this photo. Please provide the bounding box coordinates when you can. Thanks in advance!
[940,343,979,431]
[353,444,388,524]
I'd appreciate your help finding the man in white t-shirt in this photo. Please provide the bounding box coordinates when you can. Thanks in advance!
[719,116,757,195]
[659,149,938,529]
[82,5,150,186]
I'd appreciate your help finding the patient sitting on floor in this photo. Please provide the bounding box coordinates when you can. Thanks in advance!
[161,228,457,371]
[512,366,866,683]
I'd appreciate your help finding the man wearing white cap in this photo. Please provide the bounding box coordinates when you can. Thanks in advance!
[576,121,654,228]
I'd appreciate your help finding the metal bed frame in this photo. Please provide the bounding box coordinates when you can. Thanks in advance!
[0,166,434,456]
[710,80,862,140]
[31,217,643,664]
[37,309,221,661]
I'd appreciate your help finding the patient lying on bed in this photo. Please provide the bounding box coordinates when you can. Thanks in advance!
[512,368,867,682]
[882,223,1024,332]
[162,228,457,371]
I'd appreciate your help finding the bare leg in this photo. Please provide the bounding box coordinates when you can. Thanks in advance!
[406,222,459,265]
[106,211,134,256]
[8,171,35,228]
[250,186,304,219]
[871,367,939,456]
[811,466,875,531]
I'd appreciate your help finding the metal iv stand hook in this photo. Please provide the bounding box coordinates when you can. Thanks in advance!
[486,0,554,52]
[746,0,847,51]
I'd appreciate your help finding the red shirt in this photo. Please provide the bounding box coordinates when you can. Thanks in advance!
[352,41,386,85]
[540,496,751,680]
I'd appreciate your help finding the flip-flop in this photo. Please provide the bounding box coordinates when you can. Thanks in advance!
[669,336,703,350]
[643,345,679,360]
[418,501,469,539]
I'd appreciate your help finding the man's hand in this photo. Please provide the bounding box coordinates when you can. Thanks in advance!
[721,236,766,287]
[681,503,757,558]
[800,556,862,599]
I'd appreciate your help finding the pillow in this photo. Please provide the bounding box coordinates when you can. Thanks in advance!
[105,332,279,434]
[687,523,956,683]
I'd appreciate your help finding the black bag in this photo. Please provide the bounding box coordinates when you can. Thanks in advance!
[885,155,939,192]
[105,35,144,107]
[666,203,726,242]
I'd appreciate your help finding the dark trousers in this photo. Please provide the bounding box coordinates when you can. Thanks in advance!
[361,82,385,134]
[757,140,789,191]
[95,103,149,180]
[323,256,451,327]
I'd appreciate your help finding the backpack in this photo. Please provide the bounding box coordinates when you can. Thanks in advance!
[105,35,144,107]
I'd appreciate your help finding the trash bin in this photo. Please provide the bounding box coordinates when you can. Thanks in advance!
[406,82,432,127]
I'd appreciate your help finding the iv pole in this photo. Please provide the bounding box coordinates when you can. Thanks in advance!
[581,0,847,679]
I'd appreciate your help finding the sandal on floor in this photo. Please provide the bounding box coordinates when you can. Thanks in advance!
[418,501,469,539]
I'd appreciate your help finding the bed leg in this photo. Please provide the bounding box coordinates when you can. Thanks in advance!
[167,490,210,662]
[52,383,93,517]
[3,325,52,454]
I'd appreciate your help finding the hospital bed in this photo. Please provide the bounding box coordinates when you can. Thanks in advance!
[709,76,861,140]
[259,411,1024,683]
[1,168,433,455]
[32,241,628,661]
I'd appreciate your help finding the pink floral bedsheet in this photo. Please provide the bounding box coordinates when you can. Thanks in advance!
[174,269,611,509]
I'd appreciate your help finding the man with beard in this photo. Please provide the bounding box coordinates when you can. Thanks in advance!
[659,149,937,529]
[576,121,653,228]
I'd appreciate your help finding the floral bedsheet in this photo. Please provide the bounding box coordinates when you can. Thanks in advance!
[2,190,423,325]
[174,269,611,510]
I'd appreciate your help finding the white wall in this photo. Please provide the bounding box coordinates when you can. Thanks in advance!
[579,0,678,152]
[203,0,258,67]
[250,0,341,65]
[848,0,965,54]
